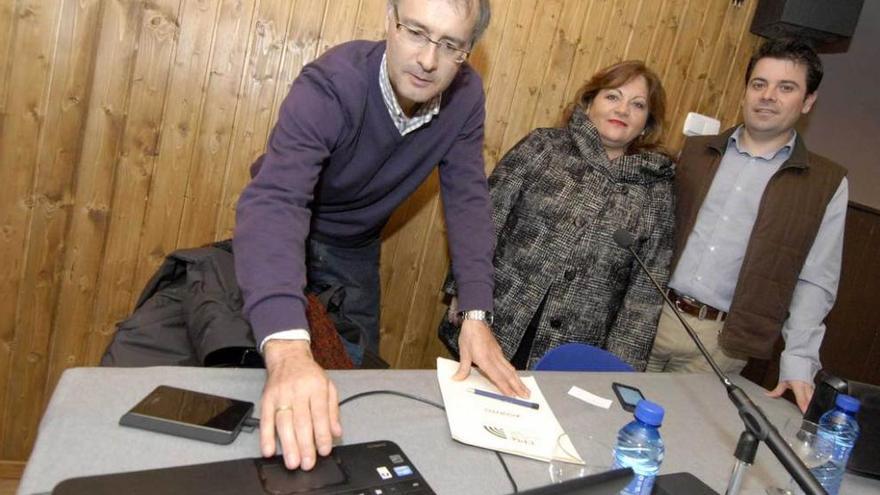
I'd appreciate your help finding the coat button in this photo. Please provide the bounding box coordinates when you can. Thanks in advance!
[617,185,629,195]
[564,269,576,281]
[550,318,562,329]
[573,217,584,227]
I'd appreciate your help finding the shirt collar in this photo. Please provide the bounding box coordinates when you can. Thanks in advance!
[728,125,796,161]
[379,52,441,135]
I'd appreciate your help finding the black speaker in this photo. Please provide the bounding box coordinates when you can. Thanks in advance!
[847,381,880,478]
[751,0,864,45]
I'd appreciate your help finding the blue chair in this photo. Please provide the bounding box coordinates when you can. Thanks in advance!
[534,343,634,372]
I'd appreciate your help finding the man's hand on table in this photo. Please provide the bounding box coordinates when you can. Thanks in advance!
[261,340,342,470]
[453,319,530,398]
[766,379,815,413]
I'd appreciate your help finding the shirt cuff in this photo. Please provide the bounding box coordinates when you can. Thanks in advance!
[455,281,494,313]
[260,329,311,353]
[779,351,820,385]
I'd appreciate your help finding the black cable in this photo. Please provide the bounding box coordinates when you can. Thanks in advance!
[339,389,443,410]
[240,416,260,434]
[339,389,518,493]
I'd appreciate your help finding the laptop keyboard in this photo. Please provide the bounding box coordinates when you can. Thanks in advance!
[341,478,433,494]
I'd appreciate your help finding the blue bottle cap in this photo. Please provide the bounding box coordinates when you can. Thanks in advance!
[835,394,860,413]
[634,399,664,426]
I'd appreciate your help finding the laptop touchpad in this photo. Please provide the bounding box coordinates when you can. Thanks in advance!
[257,456,348,494]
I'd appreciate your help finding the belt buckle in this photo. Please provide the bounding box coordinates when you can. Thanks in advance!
[698,304,708,320]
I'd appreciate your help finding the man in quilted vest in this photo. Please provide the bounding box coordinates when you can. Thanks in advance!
[647,38,848,414]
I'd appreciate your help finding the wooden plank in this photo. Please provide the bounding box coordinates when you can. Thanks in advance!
[379,173,442,364]
[592,0,639,75]
[83,0,182,366]
[131,0,222,298]
[530,0,593,129]
[481,0,538,166]
[3,0,103,460]
[393,186,455,368]
[0,0,64,459]
[497,0,564,154]
[693,1,754,120]
[666,0,731,152]
[0,0,15,124]
[623,0,665,62]
[467,0,513,89]
[559,0,615,110]
[214,0,298,240]
[177,0,256,248]
[354,0,386,43]
[419,302,453,368]
[655,1,716,151]
[316,0,362,56]
[644,0,688,141]
[645,0,687,75]
[0,460,24,479]
[43,0,146,406]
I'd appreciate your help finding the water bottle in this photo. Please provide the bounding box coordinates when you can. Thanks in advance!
[813,394,860,495]
[611,399,665,495]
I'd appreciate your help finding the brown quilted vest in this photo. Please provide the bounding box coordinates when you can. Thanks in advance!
[672,127,846,359]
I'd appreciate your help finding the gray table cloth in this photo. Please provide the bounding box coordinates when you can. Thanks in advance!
[18,367,880,494]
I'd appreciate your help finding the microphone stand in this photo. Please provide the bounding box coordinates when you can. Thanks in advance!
[615,230,826,495]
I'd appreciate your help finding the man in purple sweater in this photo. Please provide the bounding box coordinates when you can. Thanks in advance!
[234,0,527,470]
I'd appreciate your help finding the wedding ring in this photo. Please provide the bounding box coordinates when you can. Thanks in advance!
[274,405,293,414]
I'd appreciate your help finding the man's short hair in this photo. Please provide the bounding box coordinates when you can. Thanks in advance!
[745,37,824,95]
[389,0,491,46]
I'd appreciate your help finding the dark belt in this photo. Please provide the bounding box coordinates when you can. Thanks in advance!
[667,290,727,322]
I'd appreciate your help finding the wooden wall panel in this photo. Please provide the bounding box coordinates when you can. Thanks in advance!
[0,0,764,463]
[3,0,103,460]
[131,0,222,299]
[86,0,181,368]
[0,0,67,459]
[214,0,298,240]
[177,0,257,248]
[43,0,145,402]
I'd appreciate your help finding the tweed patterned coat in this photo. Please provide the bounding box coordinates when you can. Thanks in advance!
[439,108,675,371]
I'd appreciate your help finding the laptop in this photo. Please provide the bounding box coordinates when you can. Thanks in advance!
[51,440,633,495]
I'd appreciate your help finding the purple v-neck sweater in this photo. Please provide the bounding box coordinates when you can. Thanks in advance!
[234,41,494,342]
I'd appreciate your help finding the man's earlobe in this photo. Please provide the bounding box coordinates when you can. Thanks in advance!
[802,91,818,114]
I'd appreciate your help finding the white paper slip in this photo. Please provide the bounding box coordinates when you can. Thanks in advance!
[568,385,613,409]
[435,357,583,464]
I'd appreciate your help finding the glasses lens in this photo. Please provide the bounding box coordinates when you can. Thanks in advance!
[398,23,467,63]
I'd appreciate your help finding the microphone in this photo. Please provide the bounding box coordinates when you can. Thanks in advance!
[613,229,826,495]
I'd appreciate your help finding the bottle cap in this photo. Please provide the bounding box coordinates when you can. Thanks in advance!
[835,394,860,413]
[634,399,664,426]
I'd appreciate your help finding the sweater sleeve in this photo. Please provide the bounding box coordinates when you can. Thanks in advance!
[233,66,347,344]
[437,92,495,312]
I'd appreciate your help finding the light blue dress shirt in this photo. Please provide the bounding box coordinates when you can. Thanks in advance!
[670,127,848,383]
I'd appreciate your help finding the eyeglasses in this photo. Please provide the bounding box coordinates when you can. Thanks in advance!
[393,8,470,64]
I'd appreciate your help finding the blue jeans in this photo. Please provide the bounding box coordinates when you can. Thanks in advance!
[306,238,381,366]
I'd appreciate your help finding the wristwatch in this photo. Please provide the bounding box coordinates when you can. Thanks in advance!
[458,309,494,326]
